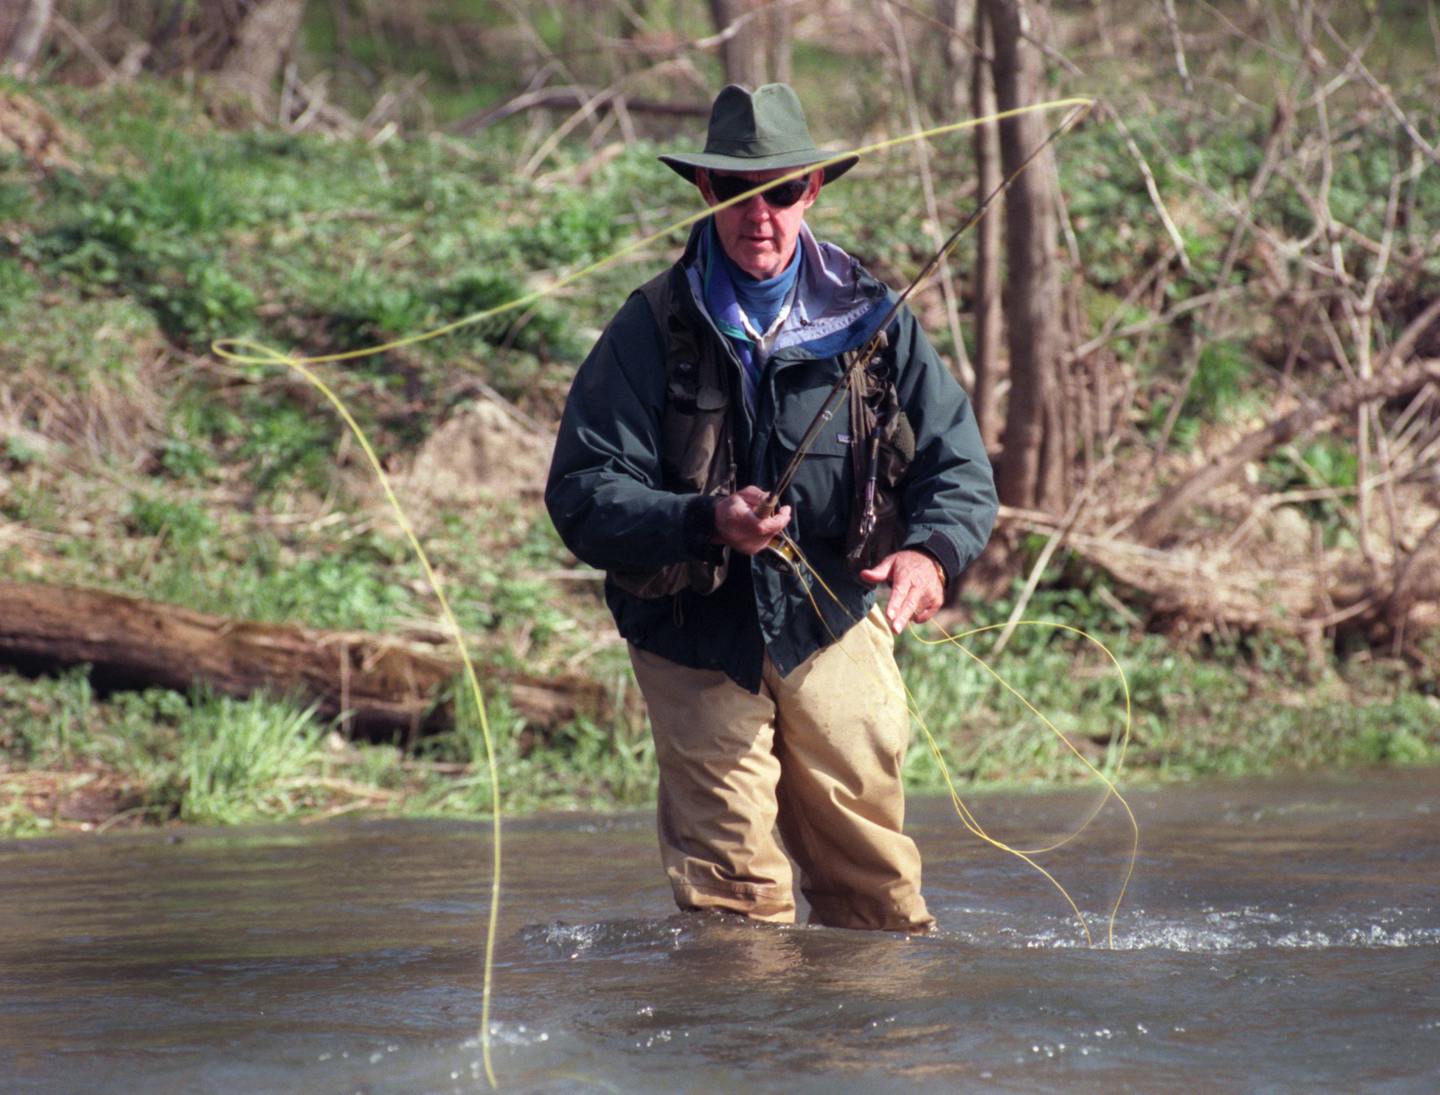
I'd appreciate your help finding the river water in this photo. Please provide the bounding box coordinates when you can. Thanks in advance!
[2,770,1437,1093]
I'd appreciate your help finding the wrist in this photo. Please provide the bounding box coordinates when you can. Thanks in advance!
[683,494,721,556]
[919,550,946,588]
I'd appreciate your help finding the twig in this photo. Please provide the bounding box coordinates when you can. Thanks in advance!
[1388,515,1440,654]
[880,1,973,389]
[1109,110,1190,275]
[1379,296,1440,371]
[1146,96,1292,473]
[1387,385,1436,453]
[451,85,706,135]
[51,14,119,84]
[1161,0,1194,97]
[1317,12,1440,165]
[1070,285,1243,361]
[1129,358,1440,544]
[991,462,1108,657]
[519,58,692,178]
[1067,249,1171,360]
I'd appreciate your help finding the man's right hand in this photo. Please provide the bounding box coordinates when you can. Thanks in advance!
[713,485,792,556]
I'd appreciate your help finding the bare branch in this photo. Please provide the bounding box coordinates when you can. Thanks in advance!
[1317,12,1440,165]
[879,0,972,389]
[1160,0,1193,96]
[451,84,706,136]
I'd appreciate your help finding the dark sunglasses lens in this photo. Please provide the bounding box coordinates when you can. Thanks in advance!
[763,179,808,207]
[710,175,746,202]
[711,174,808,208]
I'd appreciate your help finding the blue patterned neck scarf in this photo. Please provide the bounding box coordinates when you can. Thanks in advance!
[700,221,802,409]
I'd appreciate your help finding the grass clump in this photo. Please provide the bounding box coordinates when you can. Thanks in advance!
[174,694,326,825]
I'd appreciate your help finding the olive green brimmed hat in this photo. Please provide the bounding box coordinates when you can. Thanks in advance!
[659,83,859,186]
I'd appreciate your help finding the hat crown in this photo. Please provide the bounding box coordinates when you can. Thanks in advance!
[656,82,859,186]
[704,83,816,159]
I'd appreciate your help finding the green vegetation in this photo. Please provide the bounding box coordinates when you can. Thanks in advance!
[901,581,1439,791]
[5,573,1435,836]
[2,3,1437,837]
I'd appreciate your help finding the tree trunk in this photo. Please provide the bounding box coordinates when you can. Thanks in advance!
[0,580,607,740]
[987,0,1066,512]
[219,0,307,107]
[970,0,1004,448]
[1,0,53,75]
[708,0,764,87]
[935,0,966,116]
[764,1,791,85]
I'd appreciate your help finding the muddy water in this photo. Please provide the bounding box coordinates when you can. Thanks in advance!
[2,770,1437,1093]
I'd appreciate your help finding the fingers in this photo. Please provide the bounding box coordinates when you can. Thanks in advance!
[887,580,922,634]
[713,490,791,555]
[876,550,944,634]
[858,557,894,585]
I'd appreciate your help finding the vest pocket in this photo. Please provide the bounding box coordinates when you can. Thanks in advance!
[662,380,730,490]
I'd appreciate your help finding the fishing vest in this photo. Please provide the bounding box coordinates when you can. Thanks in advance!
[606,266,737,599]
[605,265,914,599]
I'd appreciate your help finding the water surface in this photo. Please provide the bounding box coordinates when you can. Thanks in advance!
[2,770,1437,1092]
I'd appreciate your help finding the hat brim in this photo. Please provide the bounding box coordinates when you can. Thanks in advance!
[659,150,858,187]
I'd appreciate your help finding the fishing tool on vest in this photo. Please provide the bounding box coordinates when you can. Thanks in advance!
[753,103,1089,575]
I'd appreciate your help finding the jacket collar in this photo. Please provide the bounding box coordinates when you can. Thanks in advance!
[681,219,887,360]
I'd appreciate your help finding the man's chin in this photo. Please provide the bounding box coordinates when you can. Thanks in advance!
[737,249,780,278]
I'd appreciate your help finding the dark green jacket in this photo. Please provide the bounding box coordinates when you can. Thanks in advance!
[546,221,997,692]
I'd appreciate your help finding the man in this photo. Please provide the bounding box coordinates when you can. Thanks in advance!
[546,84,996,932]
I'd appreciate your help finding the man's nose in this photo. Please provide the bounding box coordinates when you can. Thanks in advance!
[739,192,770,217]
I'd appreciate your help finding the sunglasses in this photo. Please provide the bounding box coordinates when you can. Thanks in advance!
[707,172,812,209]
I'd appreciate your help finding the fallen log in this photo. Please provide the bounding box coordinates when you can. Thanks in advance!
[991,513,1440,654]
[0,579,607,739]
[450,86,708,135]
[1128,357,1440,545]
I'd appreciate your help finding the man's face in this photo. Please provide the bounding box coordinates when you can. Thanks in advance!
[697,167,821,280]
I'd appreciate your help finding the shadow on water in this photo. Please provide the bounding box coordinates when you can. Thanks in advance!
[2,770,1437,1093]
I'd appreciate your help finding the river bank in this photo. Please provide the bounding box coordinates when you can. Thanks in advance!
[4,622,1436,838]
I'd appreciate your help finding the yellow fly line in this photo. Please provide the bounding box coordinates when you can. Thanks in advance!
[786,533,1138,950]
[209,95,1120,1089]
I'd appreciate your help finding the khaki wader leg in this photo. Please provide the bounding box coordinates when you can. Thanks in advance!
[629,606,933,932]
[768,607,933,932]
[629,646,798,922]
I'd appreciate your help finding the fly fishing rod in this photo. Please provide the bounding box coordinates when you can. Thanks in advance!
[753,104,1091,573]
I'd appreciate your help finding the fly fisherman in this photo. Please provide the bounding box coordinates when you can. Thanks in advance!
[546,84,997,932]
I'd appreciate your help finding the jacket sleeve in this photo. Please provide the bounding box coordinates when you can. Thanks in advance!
[545,292,717,572]
[888,305,998,581]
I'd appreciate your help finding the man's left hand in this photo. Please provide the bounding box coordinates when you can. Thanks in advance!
[859,550,946,635]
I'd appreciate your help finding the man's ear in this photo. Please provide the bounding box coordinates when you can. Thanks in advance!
[696,168,716,206]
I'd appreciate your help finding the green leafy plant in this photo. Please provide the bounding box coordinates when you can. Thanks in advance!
[176,692,326,825]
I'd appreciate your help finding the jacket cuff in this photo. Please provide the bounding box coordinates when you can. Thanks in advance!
[912,531,960,585]
[682,494,722,561]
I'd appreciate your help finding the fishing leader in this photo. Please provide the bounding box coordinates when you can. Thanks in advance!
[546,83,997,932]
